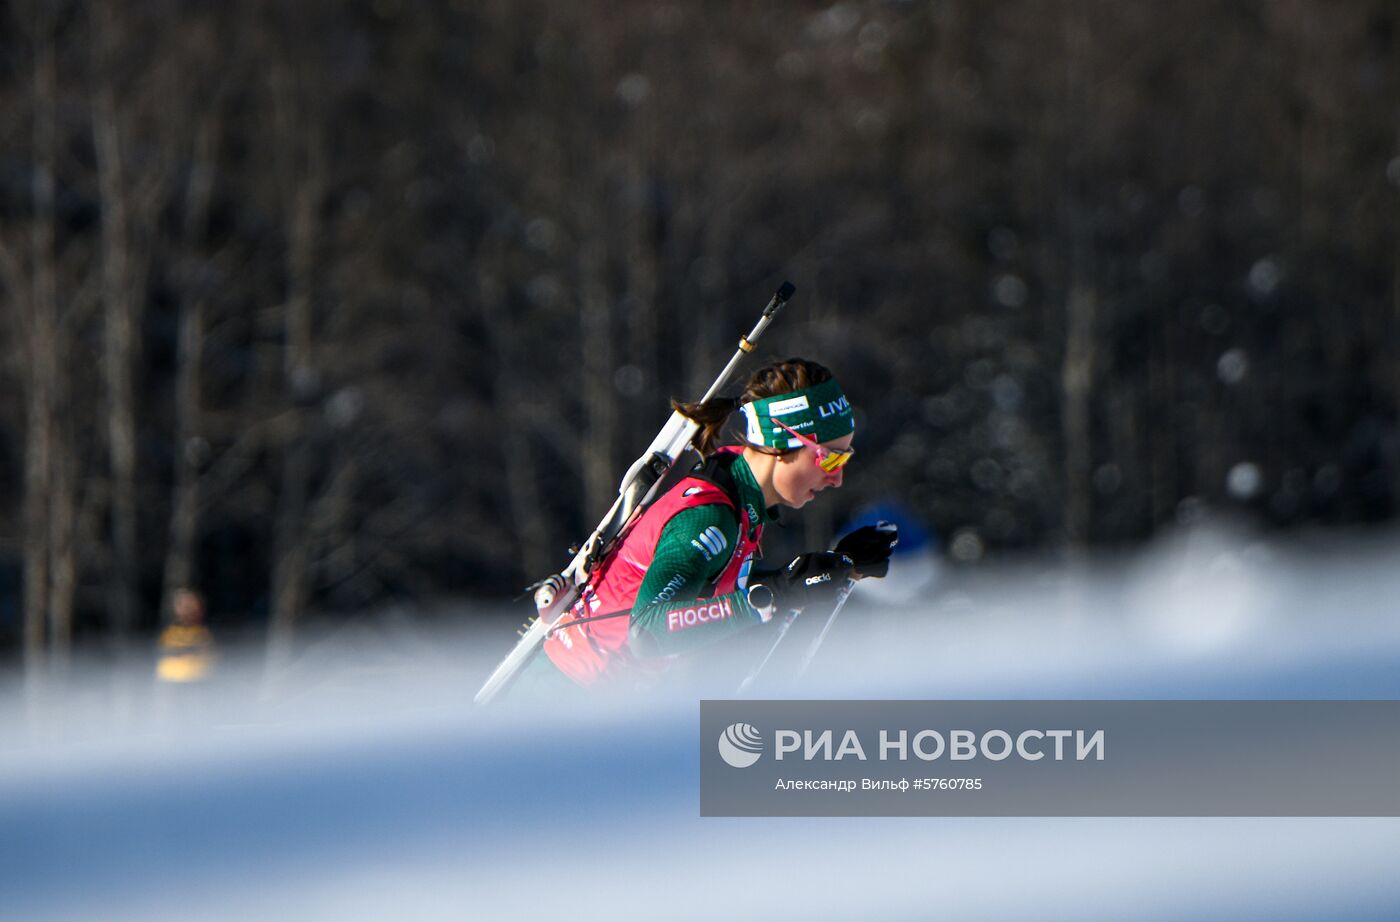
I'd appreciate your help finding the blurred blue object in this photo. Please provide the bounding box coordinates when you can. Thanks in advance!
[842,499,936,555]
[839,499,942,603]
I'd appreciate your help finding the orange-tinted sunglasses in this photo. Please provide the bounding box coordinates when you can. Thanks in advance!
[772,420,854,474]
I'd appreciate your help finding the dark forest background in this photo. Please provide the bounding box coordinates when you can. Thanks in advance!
[1,0,1397,674]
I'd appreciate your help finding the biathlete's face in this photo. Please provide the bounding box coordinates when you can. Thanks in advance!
[772,430,853,508]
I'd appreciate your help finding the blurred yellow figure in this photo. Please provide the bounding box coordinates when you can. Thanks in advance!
[157,588,215,683]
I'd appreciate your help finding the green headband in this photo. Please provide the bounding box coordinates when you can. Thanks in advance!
[740,378,854,448]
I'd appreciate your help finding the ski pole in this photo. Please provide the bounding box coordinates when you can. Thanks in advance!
[735,577,854,696]
[734,608,800,696]
[791,523,895,681]
[795,578,856,679]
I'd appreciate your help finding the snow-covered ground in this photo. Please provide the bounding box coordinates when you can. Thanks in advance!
[3,521,1399,921]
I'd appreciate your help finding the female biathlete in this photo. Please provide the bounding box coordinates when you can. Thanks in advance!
[517,357,897,695]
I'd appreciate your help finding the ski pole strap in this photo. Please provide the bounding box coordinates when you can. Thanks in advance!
[741,378,854,447]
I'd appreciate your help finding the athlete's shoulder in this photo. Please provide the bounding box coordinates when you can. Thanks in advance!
[656,502,741,566]
[674,477,735,505]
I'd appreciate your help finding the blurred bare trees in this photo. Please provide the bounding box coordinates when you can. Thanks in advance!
[0,0,1397,668]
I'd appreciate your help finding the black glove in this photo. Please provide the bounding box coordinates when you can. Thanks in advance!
[749,551,854,617]
[832,522,899,579]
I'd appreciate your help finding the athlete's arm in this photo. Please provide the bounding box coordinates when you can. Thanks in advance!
[627,504,761,656]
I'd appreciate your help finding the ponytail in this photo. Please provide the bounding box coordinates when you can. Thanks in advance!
[673,395,740,456]
[672,357,838,458]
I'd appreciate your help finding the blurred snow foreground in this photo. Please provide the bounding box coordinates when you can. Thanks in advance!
[3,521,1400,922]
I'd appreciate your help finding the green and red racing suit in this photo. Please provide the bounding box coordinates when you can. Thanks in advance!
[541,447,774,687]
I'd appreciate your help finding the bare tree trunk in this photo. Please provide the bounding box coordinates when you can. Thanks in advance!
[267,67,325,670]
[579,231,616,521]
[47,374,77,675]
[163,299,205,611]
[624,156,659,403]
[1393,120,1400,508]
[22,275,54,680]
[1057,7,1096,550]
[161,116,219,622]
[689,207,732,398]
[500,395,554,582]
[1148,308,1177,526]
[94,67,141,644]
[22,10,59,685]
[1061,284,1096,545]
[479,243,554,581]
[270,422,313,648]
